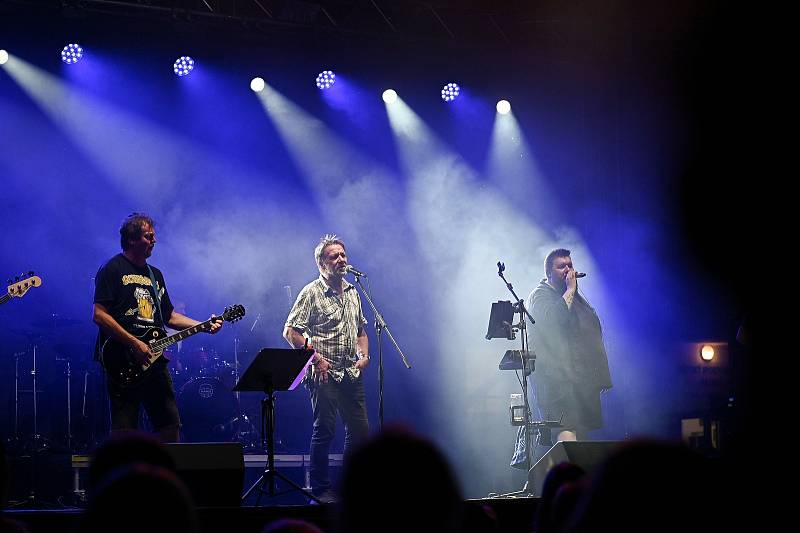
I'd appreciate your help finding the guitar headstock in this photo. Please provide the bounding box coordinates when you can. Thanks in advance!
[222,304,246,323]
[7,274,42,299]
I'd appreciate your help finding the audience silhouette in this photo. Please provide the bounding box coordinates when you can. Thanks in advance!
[532,462,586,533]
[77,463,198,533]
[338,426,463,533]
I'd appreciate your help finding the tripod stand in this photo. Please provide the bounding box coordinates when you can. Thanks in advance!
[236,347,317,505]
[7,341,58,509]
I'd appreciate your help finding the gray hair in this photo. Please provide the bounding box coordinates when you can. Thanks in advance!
[314,234,346,270]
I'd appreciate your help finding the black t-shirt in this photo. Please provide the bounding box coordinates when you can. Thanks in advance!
[93,253,174,358]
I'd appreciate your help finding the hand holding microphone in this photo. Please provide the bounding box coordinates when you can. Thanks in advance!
[566,269,586,291]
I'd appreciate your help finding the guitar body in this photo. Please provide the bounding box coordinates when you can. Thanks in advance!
[100,327,169,389]
[99,304,246,389]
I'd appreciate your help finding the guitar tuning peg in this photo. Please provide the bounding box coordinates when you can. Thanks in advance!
[14,276,19,282]
[28,271,34,276]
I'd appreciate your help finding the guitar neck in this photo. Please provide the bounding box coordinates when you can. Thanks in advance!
[151,317,216,351]
[0,294,10,305]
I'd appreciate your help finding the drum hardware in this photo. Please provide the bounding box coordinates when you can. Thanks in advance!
[231,316,260,448]
[6,343,57,508]
[177,376,237,442]
[54,353,74,452]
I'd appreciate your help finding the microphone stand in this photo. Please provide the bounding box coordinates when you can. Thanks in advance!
[496,262,535,472]
[349,272,411,430]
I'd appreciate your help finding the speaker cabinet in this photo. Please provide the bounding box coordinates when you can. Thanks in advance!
[528,441,622,496]
[164,442,244,507]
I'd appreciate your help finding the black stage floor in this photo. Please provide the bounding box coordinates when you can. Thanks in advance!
[6,498,538,533]
[3,450,538,531]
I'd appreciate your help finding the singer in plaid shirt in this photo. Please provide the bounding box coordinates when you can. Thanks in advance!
[283,234,369,502]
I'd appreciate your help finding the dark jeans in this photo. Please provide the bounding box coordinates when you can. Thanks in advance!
[309,376,369,494]
[107,362,181,432]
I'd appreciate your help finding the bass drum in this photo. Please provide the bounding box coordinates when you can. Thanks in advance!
[177,377,236,442]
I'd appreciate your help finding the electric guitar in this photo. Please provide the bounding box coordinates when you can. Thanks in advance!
[1,274,42,306]
[100,304,246,388]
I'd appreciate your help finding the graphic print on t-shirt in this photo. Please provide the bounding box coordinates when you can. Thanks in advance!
[133,286,156,323]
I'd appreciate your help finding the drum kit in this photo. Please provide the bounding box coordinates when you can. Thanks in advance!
[169,345,260,447]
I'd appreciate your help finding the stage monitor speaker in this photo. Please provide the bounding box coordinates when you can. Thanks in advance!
[164,442,244,507]
[528,440,622,496]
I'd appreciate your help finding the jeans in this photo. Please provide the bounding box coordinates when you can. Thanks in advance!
[309,376,369,494]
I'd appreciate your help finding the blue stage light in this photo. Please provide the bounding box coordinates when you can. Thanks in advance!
[441,82,460,102]
[61,44,83,64]
[173,56,195,77]
[316,70,336,90]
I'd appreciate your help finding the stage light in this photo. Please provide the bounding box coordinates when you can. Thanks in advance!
[173,56,195,77]
[700,344,715,362]
[441,82,460,102]
[382,89,398,104]
[250,77,265,92]
[61,44,84,65]
[0,50,8,65]
[316,70,336,90]
[496,100,511,115]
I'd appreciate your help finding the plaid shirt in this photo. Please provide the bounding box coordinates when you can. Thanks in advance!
[285,276,367,382]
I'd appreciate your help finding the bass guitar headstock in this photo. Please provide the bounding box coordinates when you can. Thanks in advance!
[6,272,42,299]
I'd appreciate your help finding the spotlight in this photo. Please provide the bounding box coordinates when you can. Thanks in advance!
[0,50,8,65]
[382,89,398,104]
[441,82,460,102]
[316,70,336,90]
[173,56,195,77]
[496,99,511,115]
[61,44,84,65]
[250,77,265,92]
[700,345,715,362]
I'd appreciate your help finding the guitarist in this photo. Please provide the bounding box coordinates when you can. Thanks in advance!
[92,213,222,442]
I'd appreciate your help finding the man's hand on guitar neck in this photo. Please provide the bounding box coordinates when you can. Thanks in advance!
[168,311,224,334]
[207,314,223,334]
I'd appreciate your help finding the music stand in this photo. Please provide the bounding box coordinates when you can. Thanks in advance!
[235,347,316,505]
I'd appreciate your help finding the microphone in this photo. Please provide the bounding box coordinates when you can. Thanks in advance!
[575,272,587,278]
[345,265,367,277]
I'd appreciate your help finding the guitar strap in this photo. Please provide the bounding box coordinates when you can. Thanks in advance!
[146,265,166,328]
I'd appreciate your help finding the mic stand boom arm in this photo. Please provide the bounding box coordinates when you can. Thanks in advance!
[351,274,411,431]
